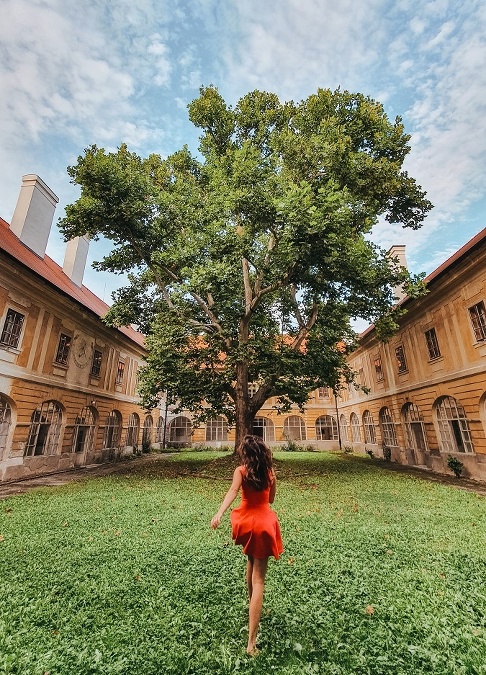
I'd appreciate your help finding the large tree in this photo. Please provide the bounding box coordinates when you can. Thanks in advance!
[60,86,432,447]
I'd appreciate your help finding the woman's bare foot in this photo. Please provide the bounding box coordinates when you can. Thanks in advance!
[246,645,260,656]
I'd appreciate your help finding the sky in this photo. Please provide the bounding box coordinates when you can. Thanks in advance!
[1,0,485,305]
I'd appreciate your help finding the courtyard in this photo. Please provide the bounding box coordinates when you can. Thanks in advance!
[1,450,485,674]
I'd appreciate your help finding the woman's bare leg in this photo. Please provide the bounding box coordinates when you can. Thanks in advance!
[246,557,268,654]
[246,556,254,600]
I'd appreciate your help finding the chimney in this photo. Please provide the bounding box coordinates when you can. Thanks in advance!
[63,236,90,287]
[388,245,407,303]
[10,175,59,258]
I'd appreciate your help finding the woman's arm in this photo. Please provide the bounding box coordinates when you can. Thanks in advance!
[269,469,277,504]
[210,467,243,529]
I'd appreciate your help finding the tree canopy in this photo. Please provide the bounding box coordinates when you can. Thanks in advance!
[59,86,432,446]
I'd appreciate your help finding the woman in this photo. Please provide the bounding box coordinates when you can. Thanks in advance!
[210,435,283,655]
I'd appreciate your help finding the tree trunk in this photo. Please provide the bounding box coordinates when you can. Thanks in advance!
[234,359,254,450]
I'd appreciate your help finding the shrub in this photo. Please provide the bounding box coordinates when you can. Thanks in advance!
[343,445,353,454]
[447,454,464,478]
[383,446,392,461]
[365,447,375,459]
[281,437,300,452]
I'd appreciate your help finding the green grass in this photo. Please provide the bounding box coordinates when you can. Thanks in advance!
[1,451,485,674]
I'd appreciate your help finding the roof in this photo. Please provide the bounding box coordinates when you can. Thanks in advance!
[359,226,486,340]
[0,216,145,348]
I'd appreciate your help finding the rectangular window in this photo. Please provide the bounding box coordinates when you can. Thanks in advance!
[0,308,25,348]
[91,349,103,377]
[425,327,441,359]
[55,333,71,365]
[469,301,486,342]
[115,360,125,385]
[395,345,408,373]
[317,387,329,398]
[374,357,384,382]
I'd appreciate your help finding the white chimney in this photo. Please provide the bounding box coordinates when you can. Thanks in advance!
[63,236,90,287]
[10,175,59,258]
[388,245,408,303]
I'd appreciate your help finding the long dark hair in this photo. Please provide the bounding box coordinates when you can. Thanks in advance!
[238,435,273,490]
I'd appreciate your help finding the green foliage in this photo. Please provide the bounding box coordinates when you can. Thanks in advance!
[1,452,485,674]
[281,437,301,452]
[447,455,464,478]
[60,87,432,440]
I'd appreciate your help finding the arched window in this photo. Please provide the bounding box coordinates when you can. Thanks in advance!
[206,416,228,441]
[402,402,428,452]
[362,410,376,444]
[72,406,97,454]
[379,407,398,447]
[155,417,164,443]
[25,400,63,456]
[168,416,192,445]
[435,396,474,453]
[252,417,275,443]
[350,413,361,443]
[103,410,122,450]
[315,415,338,441]
[126,413,140,447]
[0,396,12,458]
[142,415,153,447]
[339,414,349,443]
[283,415,306,441]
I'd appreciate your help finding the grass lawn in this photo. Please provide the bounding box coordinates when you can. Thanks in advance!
[1,451,486,674]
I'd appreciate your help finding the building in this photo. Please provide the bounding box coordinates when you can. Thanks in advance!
[336,229,486,481]
[0,175,152,481]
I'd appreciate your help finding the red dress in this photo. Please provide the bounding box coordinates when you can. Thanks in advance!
[230,466,284,560]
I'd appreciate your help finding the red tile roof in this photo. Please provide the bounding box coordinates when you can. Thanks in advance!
[0,216,145,348]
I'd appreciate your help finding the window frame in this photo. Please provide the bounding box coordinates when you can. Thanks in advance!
[424,327,441,360]
[91,349,103,377]
[0,307,25,349]
[54,332,72,366]
[374,356,384,382]
[395,345,408,373]
[115,360,125,385]
[468,301,486,342]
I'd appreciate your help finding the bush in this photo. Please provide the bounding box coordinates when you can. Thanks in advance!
[383,446,392,461]
[365,447,375,459]
[447,454,464,478]
[343,445,353,454]
[281,437,300,452]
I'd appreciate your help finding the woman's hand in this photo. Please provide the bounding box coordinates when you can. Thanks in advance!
[210,514,221,529]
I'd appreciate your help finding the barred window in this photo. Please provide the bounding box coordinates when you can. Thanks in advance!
[206,416,228,441]
[379,407,398,447]
[25,401,63,457]
[126,413,140,447]
[468,301,486,342]
[315,415,338,441]
[155,417,164,443]
[168,416,192,445]
[91,349,103,377]
[395,345,408,373]
[402,402,428,452]
[436,396,474,453]
[317,387,330,398]
[339,414,349,442]
[142,415,153,446]
[103,410,122,450]
[253,417,275,443]
[72,406,96,454]
[0,397,12,455]
[363,410,376,444]
[425,328,441,360]
[55,333,71,365]
[374,357,384,382]
[350,412,361,442]
[283,415,306,441]
[115,360,125,385]
[0,309,24,348]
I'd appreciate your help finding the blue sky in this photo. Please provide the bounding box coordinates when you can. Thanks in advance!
[1,0,485,304]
